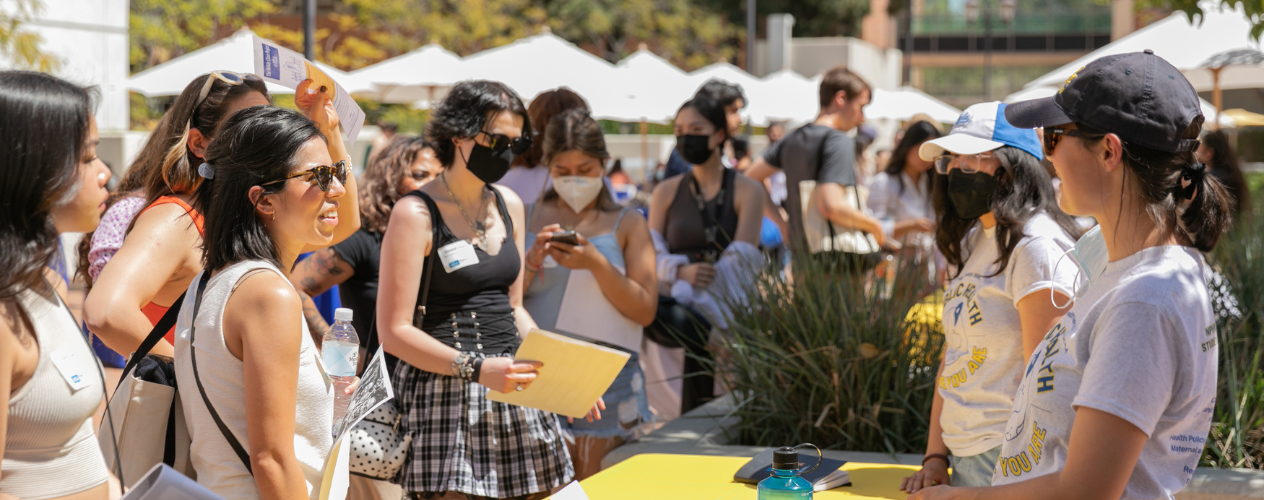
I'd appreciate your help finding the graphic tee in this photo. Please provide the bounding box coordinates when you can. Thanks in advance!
[992,246,1217,500]
[938,213,1077,457]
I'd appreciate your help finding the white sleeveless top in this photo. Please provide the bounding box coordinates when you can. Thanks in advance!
[2,288,109,499]
[174,260,334,500]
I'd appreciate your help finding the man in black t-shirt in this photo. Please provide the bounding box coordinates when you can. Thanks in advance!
[746,66,886,252]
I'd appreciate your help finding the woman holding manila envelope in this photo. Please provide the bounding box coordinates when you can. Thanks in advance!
[521,108,658,480]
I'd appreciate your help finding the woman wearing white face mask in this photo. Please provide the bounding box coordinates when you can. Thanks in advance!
[908,51,1231,500]
[522,109,658,480]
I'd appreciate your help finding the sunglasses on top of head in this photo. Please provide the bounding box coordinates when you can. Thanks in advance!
[194,71,262,109]
[261,160,349,193]
[478,130,532,156]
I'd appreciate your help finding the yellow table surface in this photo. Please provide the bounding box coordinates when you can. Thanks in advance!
[553,454,918,500]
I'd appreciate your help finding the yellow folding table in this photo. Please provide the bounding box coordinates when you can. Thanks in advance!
[554,453,919,499]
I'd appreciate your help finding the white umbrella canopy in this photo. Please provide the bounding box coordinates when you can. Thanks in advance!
[597,48,695,123]
[1023,2,1264,93]
[352,43,466,105]
[747,69,820,125]
[460,30,618,107]
[867,86,962,124]
[128,29,371,97]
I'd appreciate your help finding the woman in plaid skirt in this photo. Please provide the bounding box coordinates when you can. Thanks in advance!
[377,80,599,500]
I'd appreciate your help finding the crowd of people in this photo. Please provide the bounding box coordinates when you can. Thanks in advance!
[0,47,1253,500]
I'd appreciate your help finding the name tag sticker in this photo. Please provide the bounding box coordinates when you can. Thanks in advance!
[51,348,92,392]
[437,240,480,273]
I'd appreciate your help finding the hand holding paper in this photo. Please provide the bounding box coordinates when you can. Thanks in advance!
[295,79,341,134]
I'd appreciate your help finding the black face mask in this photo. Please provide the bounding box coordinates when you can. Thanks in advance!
[677,134,716,165]
[947,169,999,220]
[463,142,514,184]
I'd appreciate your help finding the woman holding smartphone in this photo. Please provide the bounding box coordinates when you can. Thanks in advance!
[908,50,1228,500]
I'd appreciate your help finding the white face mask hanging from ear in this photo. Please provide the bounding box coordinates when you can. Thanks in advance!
[553,176,604,213]
[1050,224,1109,309]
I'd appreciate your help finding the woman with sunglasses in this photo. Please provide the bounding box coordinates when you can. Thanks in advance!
[85,72,359,359]
[901,102,1081,493]
[378,80,580,499]
[292,135,442,366]
[175,106,354,499]
[908,51,1230,500]
[1,71,113,500]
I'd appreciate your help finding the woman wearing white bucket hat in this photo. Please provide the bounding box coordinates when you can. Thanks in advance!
[902,101,1082,493]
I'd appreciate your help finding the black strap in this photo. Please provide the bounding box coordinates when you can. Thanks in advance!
[163,401,177,466]
[117,292,185,387]
[410,192,441,326]
[188,272,253,474]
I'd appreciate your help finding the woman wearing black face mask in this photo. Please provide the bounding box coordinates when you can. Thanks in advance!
[901,101,1083,493]
[643,93,768,419]
[377,80,592,499]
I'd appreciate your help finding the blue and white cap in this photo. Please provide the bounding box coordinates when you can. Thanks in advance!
[919,101,1044,162]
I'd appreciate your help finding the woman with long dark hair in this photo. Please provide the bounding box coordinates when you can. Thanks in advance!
[522,109,657,479]
[867,120,942,244]
[1198,130,1251,221]
[85,74,359,359]
[499,87,590,205]
[644,93,767,419]
[377,80,581,499]
[902,102,1081,492]
[0,71,113,500]
[909,50,1232,500]
[175,106,353,499]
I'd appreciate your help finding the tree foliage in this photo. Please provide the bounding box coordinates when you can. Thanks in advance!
[129,0,276,73]
[542,0,743,68]
[0,0,57,71]
[1139,0,1264,40]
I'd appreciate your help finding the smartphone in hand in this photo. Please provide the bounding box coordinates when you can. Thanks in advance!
[550,230,579,246]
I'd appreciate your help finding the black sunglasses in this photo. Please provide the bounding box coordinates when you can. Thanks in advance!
[1043,127,1104,157]
[262,160,349,192]
[479,130,532,156]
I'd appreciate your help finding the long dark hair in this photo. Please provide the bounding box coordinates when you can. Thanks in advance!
[427,80,530,168]
[134,73,270,210]
[360,135,436,233]
[0,71,94,298]
[885,121,942,194]
[515,87,589,168]
[934,146,1082,279]
[195,106,326,273]
[1201,130,1250,219]
[541,109,620,212]
[1094,119,1231,252]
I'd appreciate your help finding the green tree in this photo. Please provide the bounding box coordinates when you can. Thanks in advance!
[542,0,744,69]
[130,0,276,73]
[1139,0,1264,40]
[0,0,57,71]
[695,0,873,38]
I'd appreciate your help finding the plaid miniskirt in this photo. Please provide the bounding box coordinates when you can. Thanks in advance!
[391,355,574,498]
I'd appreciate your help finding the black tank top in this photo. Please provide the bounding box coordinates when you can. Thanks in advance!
[665,168,738,263]
[407,188,521,354]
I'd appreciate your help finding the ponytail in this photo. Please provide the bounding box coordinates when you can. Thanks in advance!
[1110,117,1233,252]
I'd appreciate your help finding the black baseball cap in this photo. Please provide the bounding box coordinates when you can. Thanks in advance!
[1005,50,1203,153]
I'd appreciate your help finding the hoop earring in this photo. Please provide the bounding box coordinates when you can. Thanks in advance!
[271,212,275,221]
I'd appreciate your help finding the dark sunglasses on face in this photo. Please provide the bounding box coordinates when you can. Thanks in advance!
[478,130,532,155]
[262,160,349,192]
[1043,127,1104,157]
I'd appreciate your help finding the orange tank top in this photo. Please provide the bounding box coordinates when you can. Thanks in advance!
[138,196,205,343]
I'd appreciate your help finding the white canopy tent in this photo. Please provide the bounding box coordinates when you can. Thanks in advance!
[748,69,820,126]
[459,30,620,110]
[1022,3,1264,93]
[867,87,962,124]
[128,29,371,97]
[351,43,466,106]
[598,48,695,124]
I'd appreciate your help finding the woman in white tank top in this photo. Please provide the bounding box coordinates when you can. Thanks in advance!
[174,104,359,499]
[0,72,114,500]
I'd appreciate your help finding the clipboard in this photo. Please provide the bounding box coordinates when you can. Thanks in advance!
[486,329,630,418]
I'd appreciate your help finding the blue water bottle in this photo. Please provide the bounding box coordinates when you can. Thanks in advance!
[757,443,822,500]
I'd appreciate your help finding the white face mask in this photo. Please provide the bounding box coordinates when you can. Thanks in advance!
[1051,224,1109,309]
[553,175,604,213]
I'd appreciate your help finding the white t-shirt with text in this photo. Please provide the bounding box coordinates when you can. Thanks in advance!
[991,245,1217,500]
[938,213,1077,456]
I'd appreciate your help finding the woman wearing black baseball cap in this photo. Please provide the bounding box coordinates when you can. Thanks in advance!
[908,50,1230,500]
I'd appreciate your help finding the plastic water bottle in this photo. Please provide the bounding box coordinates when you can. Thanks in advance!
[322,308,359,436]
[758,445,820,500]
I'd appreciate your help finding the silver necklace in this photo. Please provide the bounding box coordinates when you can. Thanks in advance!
[440,172,488,246]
